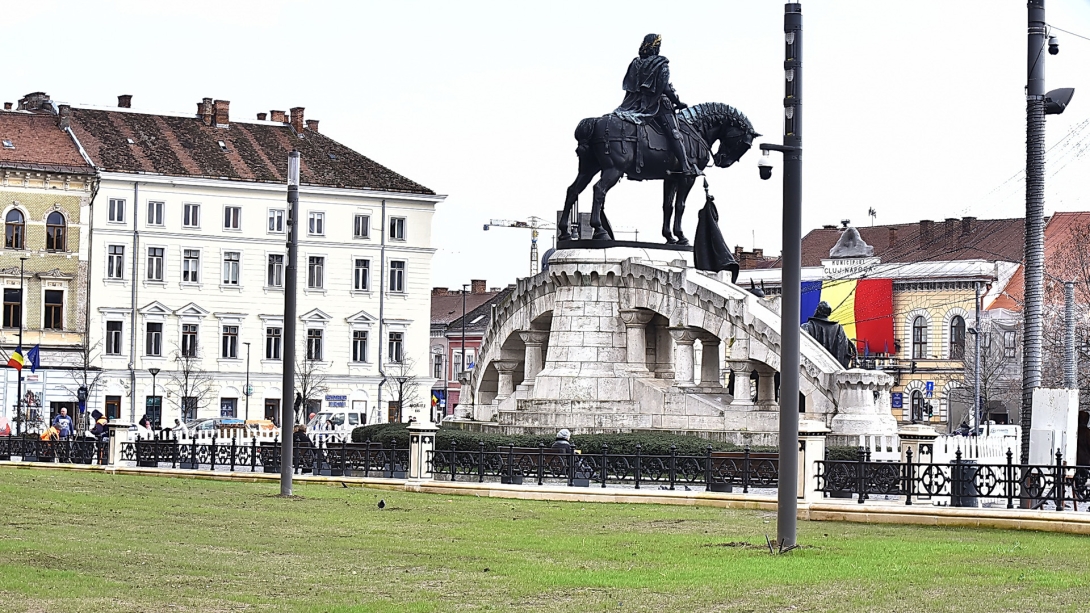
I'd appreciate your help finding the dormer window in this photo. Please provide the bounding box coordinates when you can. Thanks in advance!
[328,153,338,160]
[218,140,228,152]
[126,138,134,144]
[2,140,13,149]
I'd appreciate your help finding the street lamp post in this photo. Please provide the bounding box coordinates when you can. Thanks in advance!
[148,368,160,424]
[461,283,469,374]
[243,341,251,421]
[15,256,28,436]
[281,150,301,496]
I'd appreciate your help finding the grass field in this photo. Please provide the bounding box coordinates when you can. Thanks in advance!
[1,467,1088,612]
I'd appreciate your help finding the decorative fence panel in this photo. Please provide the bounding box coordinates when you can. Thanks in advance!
[0,436,109,465]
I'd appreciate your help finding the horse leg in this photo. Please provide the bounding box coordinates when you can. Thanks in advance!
[559,168,597,240]
[591,168,623,240]
[662,177,679,244]
[673,176,697,246]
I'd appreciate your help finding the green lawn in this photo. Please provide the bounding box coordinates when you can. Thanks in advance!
[1,467,1088,612]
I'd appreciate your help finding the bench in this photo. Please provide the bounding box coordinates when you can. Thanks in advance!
[497,446,592,486]
[706,451,779,492]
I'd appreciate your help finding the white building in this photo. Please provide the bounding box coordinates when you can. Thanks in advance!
[66,96,441,426]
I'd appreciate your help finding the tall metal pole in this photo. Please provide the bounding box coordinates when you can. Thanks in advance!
[280,150,301,496]
[16,257,27,435]
[777,1,803,549]
[461,284,469,374]
[244,342,251,421]
[1064,281,1077,389]
[1021,0,1046,465]
[973,282,981,430]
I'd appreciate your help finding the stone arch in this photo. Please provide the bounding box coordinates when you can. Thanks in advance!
[903,308,934,359]
[941,307,971,359]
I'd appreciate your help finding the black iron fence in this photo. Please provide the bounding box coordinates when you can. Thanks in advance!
[428,443,780,490]
[818,448,1090,510]
[0,435,109,464]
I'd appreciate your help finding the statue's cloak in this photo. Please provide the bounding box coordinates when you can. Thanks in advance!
[694,196,739,283]
[802,317,855,368]
[617,55,671,118]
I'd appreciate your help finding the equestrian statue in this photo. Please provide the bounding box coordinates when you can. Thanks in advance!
[557,33,760,244]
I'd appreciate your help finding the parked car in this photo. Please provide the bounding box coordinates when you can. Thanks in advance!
[973,422,1021,438]
[306,411,365,444]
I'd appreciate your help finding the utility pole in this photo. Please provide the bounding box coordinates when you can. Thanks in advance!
[244,341,251,421]
[1064,281,1076,389]
[15,256,27,435]
[973,282,981,431]
[280,150,300,496]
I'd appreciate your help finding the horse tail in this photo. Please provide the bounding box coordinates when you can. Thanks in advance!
[574,117,596,158]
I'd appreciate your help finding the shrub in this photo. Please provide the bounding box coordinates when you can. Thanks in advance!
[826,445,864,461]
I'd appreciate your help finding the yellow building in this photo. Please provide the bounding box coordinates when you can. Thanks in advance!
[0,101,94,429]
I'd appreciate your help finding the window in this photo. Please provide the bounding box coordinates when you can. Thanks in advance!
[353,258,370,291]
[949,315,966,359]
[146,247,164,281]
[224,206,241,230]
[183,203,200,228]
[352,331,368,362]
[354,214,370,238]
[108,198,125,223]
[222,252,240,286]
[389,260,405,292]
[911,316,928,359]
[1,139,12,149]
[433,354,443,379]
[3,288,21,328]
[221,325,238,359]
[388,332,404,363]
[307,256,324,289]
[307,329,323,361]
[5,209,24,249]
[982,333,992,349]
[46,212,66,251]
[107,245,125,279]
[147,201,164,226]
[308,212,325,236]
[106,321,122,355]
[1004,331,1017,358]
[268,209,284,233]
[182,323,199,357]
[267,254,284,287]
[44,290,63,330]
[910,390,924,423]
[220,398,237,418]
[146,322,162,357]
[266,327,282,360]
[389,217,406,240]
[182,249,200,283]
[451,349,475,379]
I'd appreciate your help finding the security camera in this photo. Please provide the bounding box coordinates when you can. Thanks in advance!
[757,151,773,180]
[1048,36,1059,55]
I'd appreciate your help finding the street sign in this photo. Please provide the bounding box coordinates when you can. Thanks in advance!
[891,392,903,409]
[925,381,934,397]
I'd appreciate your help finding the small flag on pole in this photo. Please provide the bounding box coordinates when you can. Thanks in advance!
[6,346,24,371]
[27,345,41,373]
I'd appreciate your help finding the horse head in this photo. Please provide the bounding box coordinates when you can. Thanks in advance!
[713,118,760,169]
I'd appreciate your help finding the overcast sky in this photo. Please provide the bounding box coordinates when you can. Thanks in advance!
[6,1,1090,287]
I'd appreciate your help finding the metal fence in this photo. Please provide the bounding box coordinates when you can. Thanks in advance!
[428,443,780,490]
[818,447,1090,510]
[0,435,109,464]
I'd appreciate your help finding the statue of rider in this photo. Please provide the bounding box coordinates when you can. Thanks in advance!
[615,33,700,176]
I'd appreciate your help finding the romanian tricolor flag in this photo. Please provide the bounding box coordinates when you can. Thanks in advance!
[7,346,24,371]
[801,279,894,354]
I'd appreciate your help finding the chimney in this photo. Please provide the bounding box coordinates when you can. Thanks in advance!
[961,216,975,235]
[754,248,763,258]
[471,279,487,294]
[270,110,287,123]
[431,287,449,296]
[57,105,71,130]
[888,227,898,246]
[256,112,267,121]
[198,98,213,126]
[919,220,934,248]
[944,218,958,243]
[213,99,230,126]
[17,92,50,111]
[305,119,319,133]
[117,94,132,108]
[289,107,305,134]
[734,246,743,258]
[2,103,10,110]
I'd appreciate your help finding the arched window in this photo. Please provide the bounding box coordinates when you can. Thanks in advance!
[46,211,66,252]
[911,390,924,423]
[5,209,24,250]
[949,315,966,359]
[912,316,928,359]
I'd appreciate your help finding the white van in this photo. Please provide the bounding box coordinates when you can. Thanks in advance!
[306,410,365,444]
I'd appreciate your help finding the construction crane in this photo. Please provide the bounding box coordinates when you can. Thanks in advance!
[483,216,555,276]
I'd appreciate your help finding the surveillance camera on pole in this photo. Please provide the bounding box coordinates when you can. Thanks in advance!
[1048,35,1059,55]
[757,151,773,180]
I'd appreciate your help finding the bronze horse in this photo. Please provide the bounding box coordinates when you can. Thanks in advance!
[558,103,759,243]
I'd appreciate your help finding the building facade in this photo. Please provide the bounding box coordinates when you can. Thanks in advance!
[0,99,94,431]
[49,93,441,427]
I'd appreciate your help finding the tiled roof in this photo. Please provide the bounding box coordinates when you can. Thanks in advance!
[431,291,501,326]
[989,212,1090,312]
[0,112,92,174]
[800,217,1025,267]
[446,287,514,333]
[68,108,433,194]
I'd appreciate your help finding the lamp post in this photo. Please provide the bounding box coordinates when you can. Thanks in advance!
[15,256,28,436]
[395,375,409,422]
[758,1,803,549]
[461,283,470,375]
[281,150,301,496]
[148,367,160,424]
[243,341,251,421]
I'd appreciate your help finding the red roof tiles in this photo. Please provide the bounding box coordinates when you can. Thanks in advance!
[0,112,91,174]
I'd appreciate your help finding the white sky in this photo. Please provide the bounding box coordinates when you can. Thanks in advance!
[5,1,1090,287]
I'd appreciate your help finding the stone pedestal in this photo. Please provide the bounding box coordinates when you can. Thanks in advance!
[107,421,130,466]
[517,331,549,386]
[898,423,939,464]
[829,369,898,437]
[492,360,520,402]
[726,360,754,406]
[669,327,698,387]
[619,308,655,373]
[799,419,830,503]
[407,420,439,480]
[754,365,778,409]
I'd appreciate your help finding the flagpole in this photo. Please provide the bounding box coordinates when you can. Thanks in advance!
[16,257,27,436]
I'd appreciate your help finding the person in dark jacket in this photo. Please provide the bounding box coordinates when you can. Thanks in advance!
[292,425,311,474]
[551,428,573,452]
[90,410,108,440]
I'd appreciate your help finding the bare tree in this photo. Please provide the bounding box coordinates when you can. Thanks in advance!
[59,341,106,433]
[167,349,216,422]
[295,355,329,423]
[382,356,422,423]
[949,318,1023,427]
[1041,219,1090,410]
